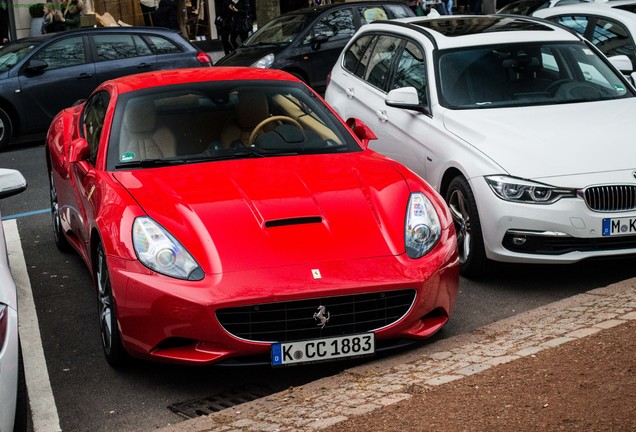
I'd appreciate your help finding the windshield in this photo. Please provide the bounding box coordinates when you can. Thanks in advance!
[0,40,41,72]
[107,80,360,170]
[437,41,634,109]
[244,14,308,45]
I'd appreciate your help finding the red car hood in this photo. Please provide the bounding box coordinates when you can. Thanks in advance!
[113,153,411,274]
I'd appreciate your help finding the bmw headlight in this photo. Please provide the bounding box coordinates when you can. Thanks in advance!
[405,193,441,259]
[132,217,204,281]
[252,53,274,69]
[486,175,576,204]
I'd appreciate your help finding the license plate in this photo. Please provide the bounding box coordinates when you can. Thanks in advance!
[271,333,375,366]
[602,217,636,236]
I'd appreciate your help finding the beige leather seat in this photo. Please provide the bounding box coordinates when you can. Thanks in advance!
[121,99,176,160]
[220,90,270,148]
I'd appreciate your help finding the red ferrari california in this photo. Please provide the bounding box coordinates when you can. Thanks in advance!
[46,67,459,367]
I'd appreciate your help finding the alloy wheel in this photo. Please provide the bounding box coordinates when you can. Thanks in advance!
[49,170,70,251]
[448,188,471,264]
[97,249,114,354]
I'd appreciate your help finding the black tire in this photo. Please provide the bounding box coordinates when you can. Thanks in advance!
[13,340,27,432]
[48,169,72,252]
[0,107,12,152]
[445,176,490,278]
[96,244,129,368]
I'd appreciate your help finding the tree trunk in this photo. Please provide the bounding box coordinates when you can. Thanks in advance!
[255,0,279,29]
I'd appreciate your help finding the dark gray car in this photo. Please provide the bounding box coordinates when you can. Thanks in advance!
[215,1,413,94]
[0,27,212,150]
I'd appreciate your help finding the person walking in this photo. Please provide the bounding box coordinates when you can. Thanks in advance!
[217,0,235,54]
[154,0,179,29]
[139,0,158,26]
[0,0,9,45]
[62,0,84,30]
[229,0,251,50]
[42,2,65,33]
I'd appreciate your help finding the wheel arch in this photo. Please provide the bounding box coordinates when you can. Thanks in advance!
[439,167,466,198]
[90,228,104,276]
[0,97,19,136]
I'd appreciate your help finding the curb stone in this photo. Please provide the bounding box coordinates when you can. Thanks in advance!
[156,278,636,432]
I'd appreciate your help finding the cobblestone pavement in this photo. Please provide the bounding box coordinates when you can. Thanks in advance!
[156,279,636,432]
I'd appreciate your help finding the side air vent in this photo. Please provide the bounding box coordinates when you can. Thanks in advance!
[265,216,322,228]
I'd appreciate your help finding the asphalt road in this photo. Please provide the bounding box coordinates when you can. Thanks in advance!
[2,142,636,432]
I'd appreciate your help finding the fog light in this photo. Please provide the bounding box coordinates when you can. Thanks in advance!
[512,236,527,246]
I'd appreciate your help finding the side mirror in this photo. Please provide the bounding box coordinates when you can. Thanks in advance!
[68,138,90,163]
[0,169,27,199]
[25,59,49,72]
[609,55,633,74]
[385,87,429,115]
[311,34,329,50]
[346,117,377,150]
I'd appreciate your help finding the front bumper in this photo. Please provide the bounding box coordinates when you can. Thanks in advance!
[472,178,636,264]
[107,229,459,365]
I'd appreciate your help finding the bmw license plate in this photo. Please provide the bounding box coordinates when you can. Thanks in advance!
[271,333,375,366]
[602,217,636,236]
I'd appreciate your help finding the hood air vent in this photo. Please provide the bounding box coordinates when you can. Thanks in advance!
[265,216,322,228]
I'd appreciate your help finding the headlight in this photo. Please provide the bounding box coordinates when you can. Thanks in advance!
[405,193,441,259]
[485,175,576,204]
[132,217,204,280]
[251,53,274,68]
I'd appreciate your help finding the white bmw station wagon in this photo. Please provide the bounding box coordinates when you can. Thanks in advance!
[326,15,636,277]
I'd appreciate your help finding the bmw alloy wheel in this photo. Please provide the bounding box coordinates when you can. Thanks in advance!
[448,188,471,264]
[446,176,489,277]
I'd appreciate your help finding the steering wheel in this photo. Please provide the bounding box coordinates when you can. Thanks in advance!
[545,79,575,95]
[248,116,302,146]
[552,81,605,100]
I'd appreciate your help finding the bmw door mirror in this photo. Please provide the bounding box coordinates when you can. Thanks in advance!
[68,138,90,163]
[608,55,632,75]
[0,169,27,199]
[346,118,377,150]
[311,34,329,50]
[25,59,49,73]
[385,87,429,115]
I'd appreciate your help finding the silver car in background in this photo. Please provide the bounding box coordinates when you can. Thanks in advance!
[0,168,27,432]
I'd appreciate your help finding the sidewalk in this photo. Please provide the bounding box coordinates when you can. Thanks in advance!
[157,279,636,432]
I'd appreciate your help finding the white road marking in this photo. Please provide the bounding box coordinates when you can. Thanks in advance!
[4,219,62,432]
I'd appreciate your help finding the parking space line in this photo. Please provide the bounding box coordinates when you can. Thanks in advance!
[4,219,62,432]
[2,208,51,221]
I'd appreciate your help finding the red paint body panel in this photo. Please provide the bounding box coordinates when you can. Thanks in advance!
[46,67,460,366]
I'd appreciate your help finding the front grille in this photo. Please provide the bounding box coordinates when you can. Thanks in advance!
[584,185,636,212]
[216,289,416,343]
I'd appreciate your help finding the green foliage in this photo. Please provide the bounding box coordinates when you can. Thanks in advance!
[29,3,45,18]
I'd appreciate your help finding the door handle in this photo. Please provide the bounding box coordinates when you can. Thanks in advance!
[376,109,388,123]
[77,73,93,80]
[137,63,152,69]
[345,87,355,99]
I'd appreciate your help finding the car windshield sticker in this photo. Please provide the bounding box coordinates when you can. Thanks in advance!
[120,152,135,162]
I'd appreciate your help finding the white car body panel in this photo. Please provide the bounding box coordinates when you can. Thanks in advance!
[441,99,636,180]
[0,220,19,432]
[0,169,27,432]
